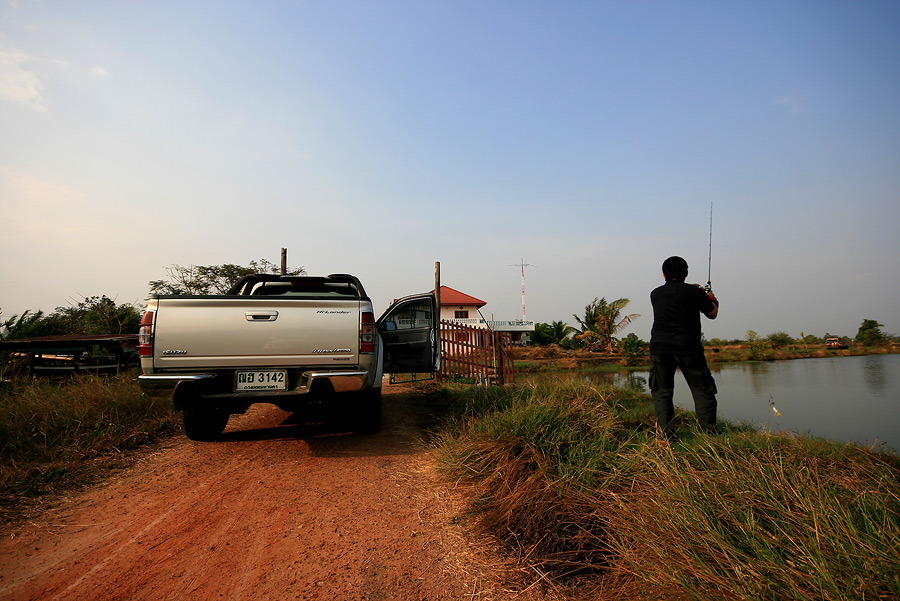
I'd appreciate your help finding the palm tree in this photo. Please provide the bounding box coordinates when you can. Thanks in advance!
[573,299,604,350]
[549,320,575,344]
[573,301,605,349]
[596,297,640,352]
[573,297,640,352]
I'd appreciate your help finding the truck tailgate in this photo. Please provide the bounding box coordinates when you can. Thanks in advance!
[152,298,361,370]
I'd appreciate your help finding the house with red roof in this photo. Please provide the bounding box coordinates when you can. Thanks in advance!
[435,285,534,343]
[436,286,486,324]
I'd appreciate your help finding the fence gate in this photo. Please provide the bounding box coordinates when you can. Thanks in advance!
[438,320,515,385]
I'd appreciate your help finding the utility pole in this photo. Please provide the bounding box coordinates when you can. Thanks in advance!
[281,248,287,275]
[511,259,535,322]
[435,261,441,323]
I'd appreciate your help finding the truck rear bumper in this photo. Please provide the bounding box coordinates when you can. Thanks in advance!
[138,373,216,396]
[138,370,371,399]
[296,370,369,393]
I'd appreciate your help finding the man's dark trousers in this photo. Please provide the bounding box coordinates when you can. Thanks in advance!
[649,353,718,438]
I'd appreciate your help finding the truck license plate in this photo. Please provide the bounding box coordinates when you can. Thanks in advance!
[235,370,287,391]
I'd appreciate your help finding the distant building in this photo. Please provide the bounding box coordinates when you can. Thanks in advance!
[436,285,535,344]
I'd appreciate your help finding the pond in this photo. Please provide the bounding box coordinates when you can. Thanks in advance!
[523,354,900,453]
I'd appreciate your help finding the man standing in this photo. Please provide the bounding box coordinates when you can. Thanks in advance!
[649,256,719,440]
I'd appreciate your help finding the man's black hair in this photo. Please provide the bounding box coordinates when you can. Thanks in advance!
[662,256,689,281]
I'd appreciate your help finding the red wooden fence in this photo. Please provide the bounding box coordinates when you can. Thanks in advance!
[438,319,515,385]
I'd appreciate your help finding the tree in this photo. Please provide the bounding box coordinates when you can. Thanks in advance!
[560,336,585,350]
[531,322,555,346]
[149,259,305,295]
[53,296,142,335]
[621,333,646,365]
[549,320,575,344]
[1,310,55,339]
[745,330,770,360]
[573,300,603,350]
[573,297,640,352]
[767,331,794,348]
[1,296,141,339]
[856,319,886,346]
[531,321,575,346]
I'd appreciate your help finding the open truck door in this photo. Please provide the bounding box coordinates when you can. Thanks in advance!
[377,293,440,374]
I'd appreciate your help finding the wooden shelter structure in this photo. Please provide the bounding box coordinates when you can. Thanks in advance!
[0,334,139,375]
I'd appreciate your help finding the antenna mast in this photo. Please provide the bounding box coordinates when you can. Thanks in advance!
[511,259,535,321]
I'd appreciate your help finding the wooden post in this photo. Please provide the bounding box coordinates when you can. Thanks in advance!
[281,248,287,275]
[435,261,441,377]
[434,261,441,315]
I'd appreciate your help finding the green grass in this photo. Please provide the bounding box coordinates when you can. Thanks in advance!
[515,359,648,373]
[0,371,178,508]
[432,380,900,600]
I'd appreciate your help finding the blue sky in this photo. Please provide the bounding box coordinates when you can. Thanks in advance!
[1,0,898,341]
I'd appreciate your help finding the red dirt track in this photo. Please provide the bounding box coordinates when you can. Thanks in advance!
[0,384,549,601]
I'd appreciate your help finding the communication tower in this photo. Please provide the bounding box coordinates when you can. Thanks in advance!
[511,259,535,321]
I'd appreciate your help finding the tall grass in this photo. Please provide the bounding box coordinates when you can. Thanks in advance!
[433,381,900,600]
[0,371,178,504]
[610,436,900,600]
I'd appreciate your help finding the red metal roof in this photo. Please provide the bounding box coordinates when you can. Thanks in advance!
[435,286,486,307]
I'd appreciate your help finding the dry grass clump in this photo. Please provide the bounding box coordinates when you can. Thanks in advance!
[511,345,569,361]
[435,382,655,578]
[0,371,178,510]
[447,438,612,575]
[434,380,900,600]
[512,347,634,372]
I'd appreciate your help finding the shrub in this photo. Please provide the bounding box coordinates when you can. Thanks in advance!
[746,330,771,360]
[560,336,585,351]
[621,333,646,366]
[766,331,794,348]
[856,319,887,346]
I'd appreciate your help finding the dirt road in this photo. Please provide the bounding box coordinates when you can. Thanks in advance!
[0,384,549,601]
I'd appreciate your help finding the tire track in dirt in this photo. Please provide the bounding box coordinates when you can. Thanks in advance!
[0,385,555,601]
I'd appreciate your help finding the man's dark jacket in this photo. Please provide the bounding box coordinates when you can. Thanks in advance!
[650,280,716,355]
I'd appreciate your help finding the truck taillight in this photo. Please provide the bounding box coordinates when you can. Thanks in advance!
[138,310,154,357]
[360,311,375,354]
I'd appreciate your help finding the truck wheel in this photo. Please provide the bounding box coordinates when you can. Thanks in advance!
[182,406,230,441]
[350,388,382,434]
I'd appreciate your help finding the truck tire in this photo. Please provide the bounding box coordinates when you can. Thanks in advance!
[182,406,230,441]
[350,388,382,434]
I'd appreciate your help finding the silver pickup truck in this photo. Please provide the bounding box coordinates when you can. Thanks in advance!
[138,274,440,440]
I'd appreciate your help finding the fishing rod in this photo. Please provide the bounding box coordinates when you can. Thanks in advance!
[705,202,713,293]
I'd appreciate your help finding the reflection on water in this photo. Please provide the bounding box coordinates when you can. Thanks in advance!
[863,356,887,396]
[523,354,900,453]
[745,362,775,397]
[552,371,648,393]
[624,374,647,392]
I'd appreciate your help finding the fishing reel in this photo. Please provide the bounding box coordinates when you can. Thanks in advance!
[704,282,718,306]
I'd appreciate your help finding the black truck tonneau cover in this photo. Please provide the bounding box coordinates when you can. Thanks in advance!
[226,274,368,298]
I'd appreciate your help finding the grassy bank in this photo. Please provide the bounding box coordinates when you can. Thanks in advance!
[432,381,900,600]
[705,343,898,364]
[513,343,899,372]
[0,371,179,517]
